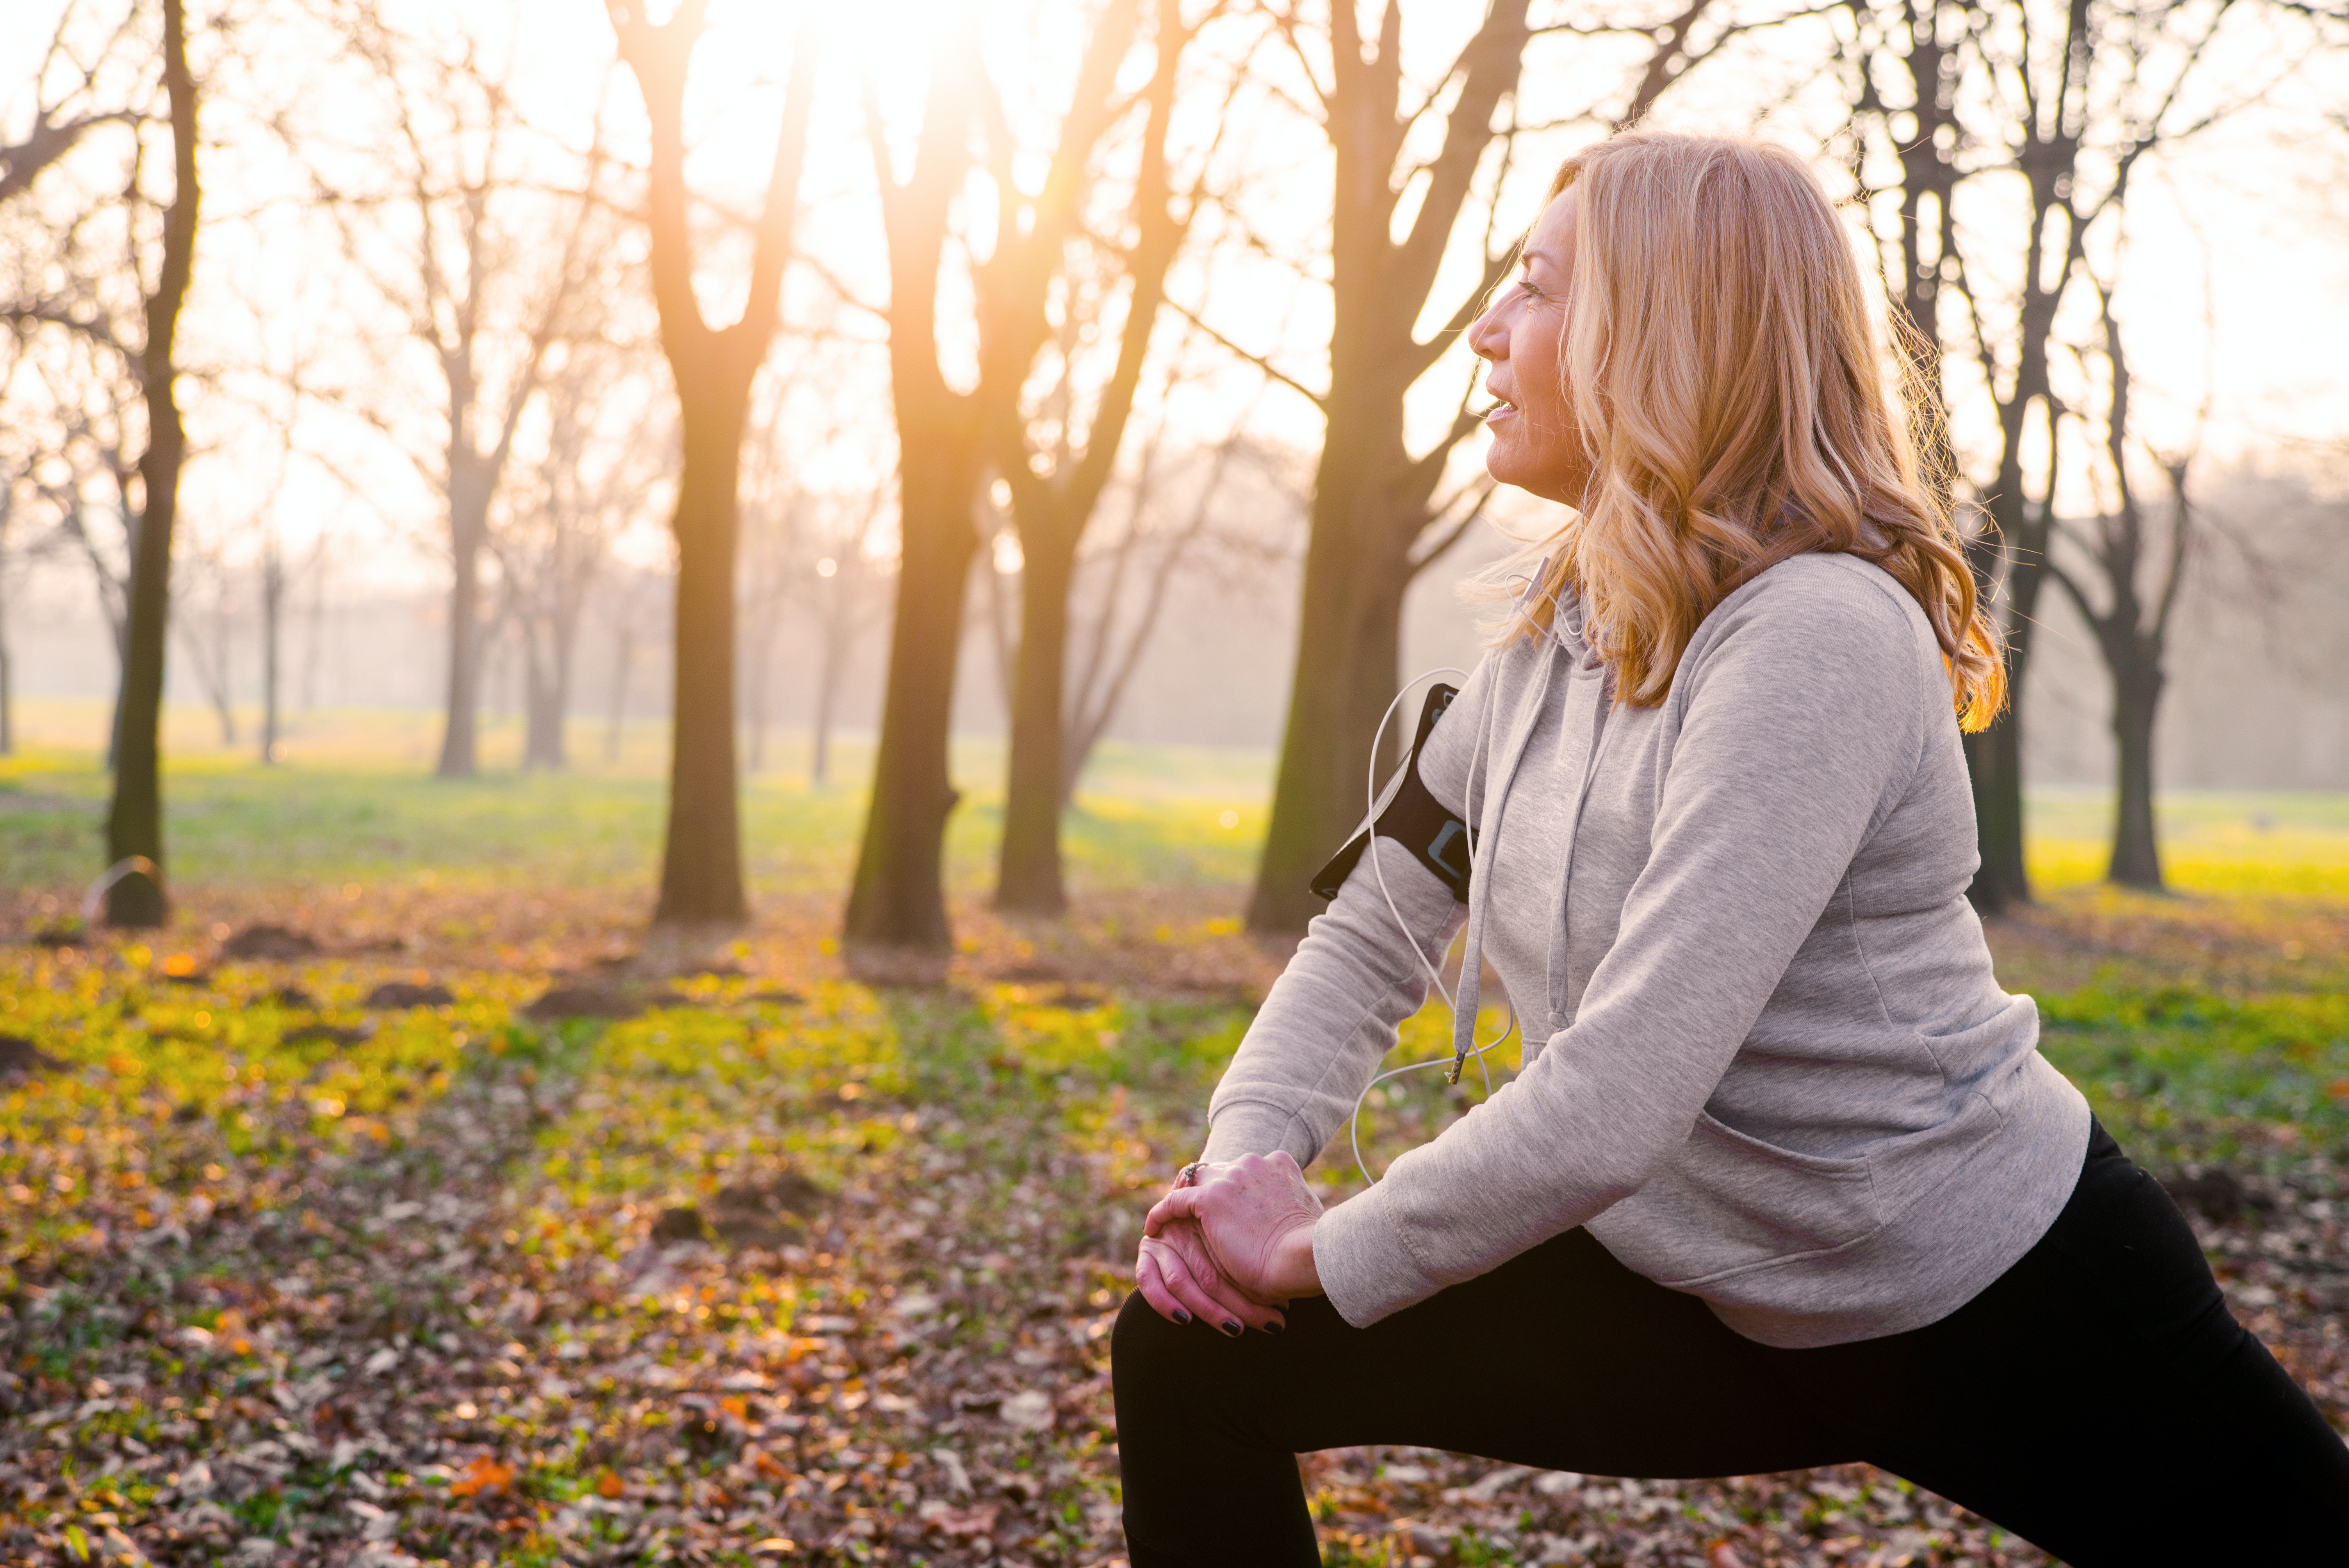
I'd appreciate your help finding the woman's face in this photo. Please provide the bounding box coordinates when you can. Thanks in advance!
[1470,189,1591,505]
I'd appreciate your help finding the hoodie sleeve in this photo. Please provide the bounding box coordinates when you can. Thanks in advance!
[1198,660,1495,1167]
[1310,572,1932,1326]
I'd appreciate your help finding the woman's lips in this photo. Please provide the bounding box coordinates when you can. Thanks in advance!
[1484,399,1517,425]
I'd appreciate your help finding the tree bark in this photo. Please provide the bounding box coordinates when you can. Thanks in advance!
[604,615,634,766]
[654,389,751,917]
[1249,444,1415,932]
[523,629,565,770]
[984,0,1197,917]
[2108,654,2163,888]
[610,0,816,927]
[434,472,489,776]
[259,536,283,764]
[103,0,197,929]
[844,412,981,947]
[1246,0,1547,934]
[0,584,12,756]
[811,618,842,788]
[843,40,987,950]
[996,527,1078,911]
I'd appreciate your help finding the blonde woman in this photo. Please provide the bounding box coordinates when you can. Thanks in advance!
[1112,134,2349,1565]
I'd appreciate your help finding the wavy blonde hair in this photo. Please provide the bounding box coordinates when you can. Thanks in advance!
[1487,132,2004,732]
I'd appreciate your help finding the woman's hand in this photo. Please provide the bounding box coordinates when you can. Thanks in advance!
[1144,1151,1324,1307]
[1135,1216,1287,1337]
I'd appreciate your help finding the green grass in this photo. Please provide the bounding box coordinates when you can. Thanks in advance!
[0,701,1269,899]
[2026,787,2349,899]
[8,702,2349,1172]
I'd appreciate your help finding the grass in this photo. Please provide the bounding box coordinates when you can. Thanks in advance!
[4,704,2347,1564]
[7,701,2349,1177]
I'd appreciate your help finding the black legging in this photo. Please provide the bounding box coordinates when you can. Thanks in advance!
[1112,1121,2349,1566]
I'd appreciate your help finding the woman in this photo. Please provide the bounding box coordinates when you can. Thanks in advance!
[1111,133,2349,1566]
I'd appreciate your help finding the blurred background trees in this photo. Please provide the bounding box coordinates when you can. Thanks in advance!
[2,0,2344,939]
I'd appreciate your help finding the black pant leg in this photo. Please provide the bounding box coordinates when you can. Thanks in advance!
[1814,1128,2349,1566]
[1112,1226,1858,1568]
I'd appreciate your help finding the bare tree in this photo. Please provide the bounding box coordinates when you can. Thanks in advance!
[839,24,988,949]
[0,474,17,755]
[597,563,668,768]
[257,525,284,762]
[1059,412,1281,804]
[494,336,656,772]
[1837,0,2316,909]
[608,0,818,925]
[102,0,199,927]
[736,380,818,777]
[846,0,1232,942]
[2044,285,2202,889]
[170,541,238,745]
[317,5,610,779]
[802,494,892,791]
[986,0,1232,915]
[0,2,144,208]
[1239,0,1725,933]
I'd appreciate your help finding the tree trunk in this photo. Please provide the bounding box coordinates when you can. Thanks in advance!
[611,0,813,928]
[996,522,1077,913]
[0,574,13,756]
[301,545,327,713]
[653,386,750,922]
[259,540,282,764]
[435,475,488,777]
[2108,650,2163,889]
[1249,430,1412,932]
[604,619,634,766]
[811,622,841,788]
[522,629,565,770]
[1964,498,2051,913]
[844,422,980,948]
[743,611,777,774]
[103,0,196,930]
[1243,0,1540,934]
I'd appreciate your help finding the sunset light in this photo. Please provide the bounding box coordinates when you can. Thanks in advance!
[6,0,2349,1559]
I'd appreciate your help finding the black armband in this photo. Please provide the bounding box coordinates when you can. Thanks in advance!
[1308,683,1474,904]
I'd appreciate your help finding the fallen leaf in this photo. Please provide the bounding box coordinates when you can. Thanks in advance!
[448,1455,514,1499]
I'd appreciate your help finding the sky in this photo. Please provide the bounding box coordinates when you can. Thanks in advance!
[5,0,2347,602]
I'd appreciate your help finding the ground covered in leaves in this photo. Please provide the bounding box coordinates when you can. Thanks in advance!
[4,868,2346,1567]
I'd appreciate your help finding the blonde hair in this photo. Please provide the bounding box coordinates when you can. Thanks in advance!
[1485,132,2004,732]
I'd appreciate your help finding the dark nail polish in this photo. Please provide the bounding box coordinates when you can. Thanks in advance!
[1172,1308,1191,1325]
[1221,1319,1243,1338]
[1264,1320,1285,1335]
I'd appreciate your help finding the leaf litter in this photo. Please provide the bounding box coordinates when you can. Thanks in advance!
[1,886,2344,1566]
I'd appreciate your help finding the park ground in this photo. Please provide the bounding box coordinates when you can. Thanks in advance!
[3,700,2348,1567]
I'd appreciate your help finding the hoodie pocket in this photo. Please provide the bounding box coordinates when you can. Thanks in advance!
[1629,1112,1885,1289]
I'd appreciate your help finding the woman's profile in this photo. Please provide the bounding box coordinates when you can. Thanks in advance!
[1110,132,2349,1566]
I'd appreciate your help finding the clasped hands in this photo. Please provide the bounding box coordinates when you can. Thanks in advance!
[1135,1150,1324,1336]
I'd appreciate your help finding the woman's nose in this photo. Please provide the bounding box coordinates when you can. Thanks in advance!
[1469,299,1506,361]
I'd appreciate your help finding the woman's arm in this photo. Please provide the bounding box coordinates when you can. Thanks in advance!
[1198,662,1494,1167]
[1306,574,1933,1325]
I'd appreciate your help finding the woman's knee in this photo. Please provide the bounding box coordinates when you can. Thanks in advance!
[1111,1290,1191,1398]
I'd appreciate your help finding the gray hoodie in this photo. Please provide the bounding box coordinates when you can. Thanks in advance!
[1201,552,2091,1349]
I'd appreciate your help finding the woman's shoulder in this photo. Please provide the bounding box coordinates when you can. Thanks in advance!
[1693,551,1938,668]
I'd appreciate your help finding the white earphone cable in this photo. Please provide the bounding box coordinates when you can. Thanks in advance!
[1348,666,1518,1186]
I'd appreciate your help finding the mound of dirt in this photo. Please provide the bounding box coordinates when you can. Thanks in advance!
[707,1171,827,1249]
[364,981,456,1009]
[524,983,646,1022]
[0,1035,65,1077]
[284,1023,369,1047]
[224,925,322,961]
